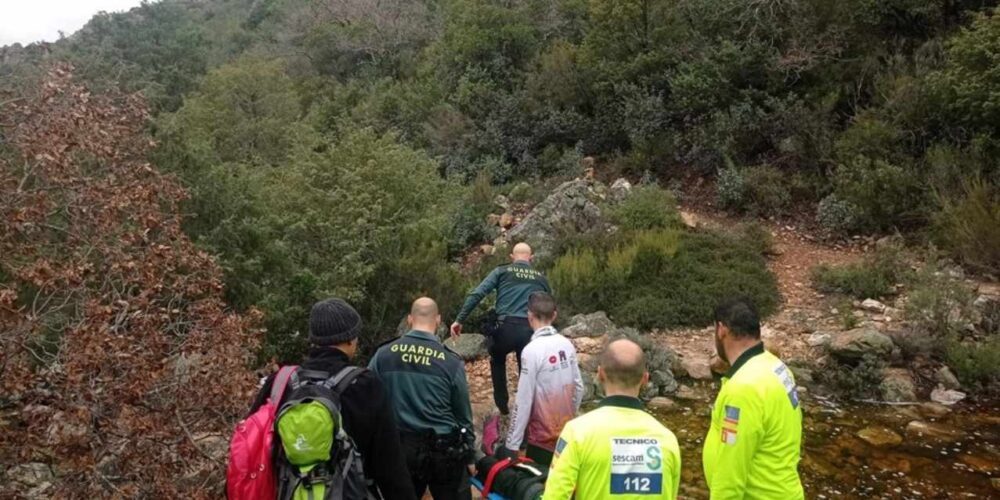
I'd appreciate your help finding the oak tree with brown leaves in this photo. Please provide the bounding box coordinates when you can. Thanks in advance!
[0,65,260,498]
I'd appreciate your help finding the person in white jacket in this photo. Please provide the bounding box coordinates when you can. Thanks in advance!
[499,291,584,466]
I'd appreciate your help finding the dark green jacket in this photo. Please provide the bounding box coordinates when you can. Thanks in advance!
[455,260,551,323]
[368,330,475,455]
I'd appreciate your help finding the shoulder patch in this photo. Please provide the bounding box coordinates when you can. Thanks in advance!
[555,437,567,454]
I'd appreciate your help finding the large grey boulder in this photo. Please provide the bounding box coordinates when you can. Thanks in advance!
[828,327,895,362]
[443,334,489,361]
[506,179,610,262]
[562,311,616,338]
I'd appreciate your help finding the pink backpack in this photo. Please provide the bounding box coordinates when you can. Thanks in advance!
[226,366,297,500]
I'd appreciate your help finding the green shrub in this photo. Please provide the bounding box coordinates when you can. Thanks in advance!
[816,194,860,234]
[744,165,792,214]
[905,262,976,337]
[932,178,1000,275]
[811,245,908,299]
[508,181,543,204]
[716,166,746,210]
[831,157,927,232]
[829,354,887,400]
[736,222,775,256]
[717,165,792,215]
[612,185,681,231]
[550,228,779,330]
[549,247,603,309]
[945,337,1000,393]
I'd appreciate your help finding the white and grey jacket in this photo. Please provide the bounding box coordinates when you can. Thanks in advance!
[506,325,584,452]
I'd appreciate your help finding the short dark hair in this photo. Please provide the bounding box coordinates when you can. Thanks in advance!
[600,339,646,388]
[528,292,557,322]
[714,297,761,339]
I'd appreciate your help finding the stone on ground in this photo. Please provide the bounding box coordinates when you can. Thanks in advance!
[930,386,966,406]
[905,420,965,444]
[827,327,895,362]
[934,366,961,391]
[857,427,903,447]
[880,368,917,402]
[681,356,713,380]
[562,311,615,338]
[647,397,675,411]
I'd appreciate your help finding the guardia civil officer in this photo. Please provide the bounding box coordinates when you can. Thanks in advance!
[450,242,551,416]
[369,297,475,500]
[703,297,804,499]
[543,339,681,500]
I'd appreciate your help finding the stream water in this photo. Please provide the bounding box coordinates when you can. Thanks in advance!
[654,384,1000,499]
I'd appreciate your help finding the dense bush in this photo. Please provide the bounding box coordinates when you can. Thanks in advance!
[717,165,795,215]
[830,157,928,232]
[945,337,1000,393]
[905,262,977,337]
[932,178,1000,275]
[829,354,888,400]
[550,228,780,331]
[9,0,999,365]
[811,245,909,299]
[612,184,682,231]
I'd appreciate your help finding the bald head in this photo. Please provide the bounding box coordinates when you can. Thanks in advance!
[408,297,441,332]
[600,339,647,391]
[511,242,533,261]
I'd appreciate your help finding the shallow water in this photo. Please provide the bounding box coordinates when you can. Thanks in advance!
[653,385,1000,499]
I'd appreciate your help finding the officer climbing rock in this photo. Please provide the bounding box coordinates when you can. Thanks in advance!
[451,242,551,416]
[544,339,681,500]
[370,297,476,500]
[703,297,804,499]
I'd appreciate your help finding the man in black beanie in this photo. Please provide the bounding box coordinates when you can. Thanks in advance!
[247,298,416,500]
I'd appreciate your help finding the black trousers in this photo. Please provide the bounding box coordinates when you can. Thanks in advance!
[401,435,471,500]
[488,317,533,415]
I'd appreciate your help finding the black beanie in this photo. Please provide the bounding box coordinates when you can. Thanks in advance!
[309,298,362,346]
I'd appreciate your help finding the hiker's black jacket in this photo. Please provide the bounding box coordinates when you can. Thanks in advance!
[249,347,417,500]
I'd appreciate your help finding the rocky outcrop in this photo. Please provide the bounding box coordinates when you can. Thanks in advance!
[444,334,489,361]
[506,179,611,262]
[562,311,616,338]
[827,327,895,362]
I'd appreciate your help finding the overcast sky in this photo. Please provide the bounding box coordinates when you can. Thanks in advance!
[0,0,146,46]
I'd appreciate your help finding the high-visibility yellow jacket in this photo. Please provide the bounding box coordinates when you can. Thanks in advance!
[703,343,804,499]
[543,396,681,500]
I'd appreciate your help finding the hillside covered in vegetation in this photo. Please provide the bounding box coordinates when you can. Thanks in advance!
[2,1,999,494]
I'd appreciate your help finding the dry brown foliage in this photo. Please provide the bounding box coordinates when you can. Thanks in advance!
[0,65,261,498]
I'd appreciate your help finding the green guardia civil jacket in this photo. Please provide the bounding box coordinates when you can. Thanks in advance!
[368,330,475,459]
[455,260,550,323]
[703,343,804,500]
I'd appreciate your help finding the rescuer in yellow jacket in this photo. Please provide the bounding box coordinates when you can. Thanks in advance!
[543,339,681,500]
[703,298,804,500]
